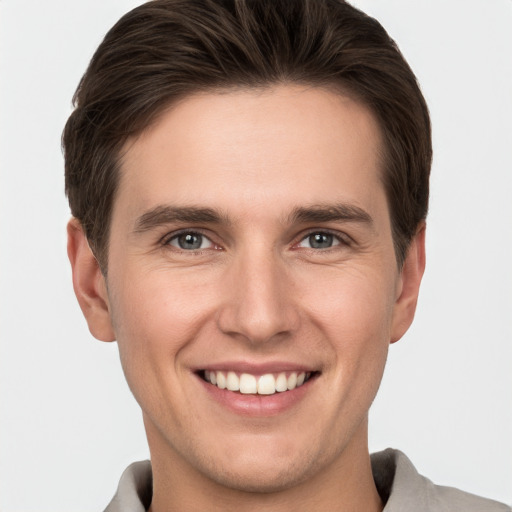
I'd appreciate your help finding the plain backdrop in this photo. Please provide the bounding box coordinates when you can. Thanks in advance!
[1,1,511,510]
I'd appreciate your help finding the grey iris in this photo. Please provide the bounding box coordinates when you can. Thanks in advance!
[178,233,203,250]
[309,233,333,249]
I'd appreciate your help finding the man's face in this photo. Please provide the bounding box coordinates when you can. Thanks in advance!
[78,86,423,492]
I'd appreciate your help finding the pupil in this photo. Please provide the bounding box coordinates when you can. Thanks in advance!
[310,233,332,249]
[178,233,202,250]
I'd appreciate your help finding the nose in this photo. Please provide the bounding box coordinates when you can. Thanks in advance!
[216,247,300,345]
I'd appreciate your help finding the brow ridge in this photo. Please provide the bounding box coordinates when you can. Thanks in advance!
[134,202,373,234]
[288,203,373,226]
[134,205,226,233]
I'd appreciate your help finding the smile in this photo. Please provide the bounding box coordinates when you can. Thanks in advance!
[202,370,313,395]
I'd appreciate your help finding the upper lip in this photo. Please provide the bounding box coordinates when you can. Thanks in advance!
[195,361,319,375]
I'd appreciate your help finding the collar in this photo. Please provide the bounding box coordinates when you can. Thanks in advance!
[104,449,510,511]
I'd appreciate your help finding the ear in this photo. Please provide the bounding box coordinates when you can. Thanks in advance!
[67,218,116,342]
[390,223,426,344]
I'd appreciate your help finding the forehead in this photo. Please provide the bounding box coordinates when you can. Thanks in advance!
[116,85,386,225]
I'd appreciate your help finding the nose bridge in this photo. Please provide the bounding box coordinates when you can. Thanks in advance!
[217,242,298,344]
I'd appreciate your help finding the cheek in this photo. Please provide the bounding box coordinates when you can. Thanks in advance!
[298,267,395,395]
[300,265,396,343]
[111,267,215,341]
[107,269,218,398]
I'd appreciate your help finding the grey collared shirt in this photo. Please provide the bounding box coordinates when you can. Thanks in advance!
[104,449,511,511]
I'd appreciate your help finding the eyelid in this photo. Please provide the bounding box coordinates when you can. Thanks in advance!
[161,228,219,249]
[293,228,353,249]
[159,227,352,250]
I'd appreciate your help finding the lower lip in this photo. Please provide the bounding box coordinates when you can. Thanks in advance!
[197,374,317,417]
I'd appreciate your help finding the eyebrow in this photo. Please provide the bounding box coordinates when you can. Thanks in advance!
[133,202,374,234]
[288,203,374,227]
[134,205,227,233]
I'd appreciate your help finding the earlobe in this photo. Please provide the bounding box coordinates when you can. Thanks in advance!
[390,223,426,344]
[67,218,116,342]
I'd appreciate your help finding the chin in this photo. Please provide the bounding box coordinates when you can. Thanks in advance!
[205,457,315,494]
[186,435,332,495]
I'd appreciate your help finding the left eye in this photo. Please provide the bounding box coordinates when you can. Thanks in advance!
[168,232,215,250]
[297,232,341,249]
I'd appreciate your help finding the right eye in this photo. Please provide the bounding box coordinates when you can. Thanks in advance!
[167,232,216,251]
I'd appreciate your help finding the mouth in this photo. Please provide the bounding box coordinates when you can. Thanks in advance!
[198,370,317,395]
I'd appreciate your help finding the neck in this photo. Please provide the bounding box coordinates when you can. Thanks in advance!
[147,418,383,512]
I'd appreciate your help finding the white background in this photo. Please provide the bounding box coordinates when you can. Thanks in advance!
[1,1,511,510]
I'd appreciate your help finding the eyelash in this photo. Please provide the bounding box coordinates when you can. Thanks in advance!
[293,229,352,251]
[161,229,218,252]
[160,228,352,253]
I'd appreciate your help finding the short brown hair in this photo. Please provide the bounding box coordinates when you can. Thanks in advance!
[63,0,431,271]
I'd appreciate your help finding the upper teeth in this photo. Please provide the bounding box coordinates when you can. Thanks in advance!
[204,371,309,395]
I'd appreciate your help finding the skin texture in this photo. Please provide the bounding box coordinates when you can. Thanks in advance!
[68,85,425,511]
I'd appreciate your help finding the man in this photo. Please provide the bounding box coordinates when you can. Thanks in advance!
[63,0,510,510]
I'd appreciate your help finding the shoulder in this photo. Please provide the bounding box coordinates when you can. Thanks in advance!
[371,448,511,512]
[103,460,152,512]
